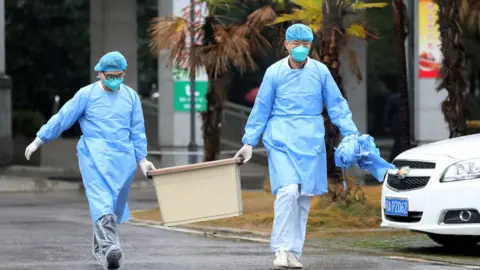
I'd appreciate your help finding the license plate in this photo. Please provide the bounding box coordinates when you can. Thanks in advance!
[385,197,409,217]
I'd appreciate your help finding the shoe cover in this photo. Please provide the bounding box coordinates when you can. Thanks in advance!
[93,214,124,269]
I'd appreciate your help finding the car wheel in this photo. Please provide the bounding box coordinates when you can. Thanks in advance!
[427,233,480,248]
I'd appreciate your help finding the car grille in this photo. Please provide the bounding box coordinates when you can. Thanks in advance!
[385,211,423,223]
[393,160,436,169]
[386,174,430,191]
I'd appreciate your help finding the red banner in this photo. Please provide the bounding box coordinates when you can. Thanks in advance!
[418,0,442,78]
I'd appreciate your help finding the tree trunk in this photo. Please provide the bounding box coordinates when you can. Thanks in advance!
[321,26,342,178]
[201,71,233,161]
[321,23,362,201]
[435,0,469,138]
[201,77,222,162]
[200,16,227,162]
[320,0,369,202]
[392,0,411,151]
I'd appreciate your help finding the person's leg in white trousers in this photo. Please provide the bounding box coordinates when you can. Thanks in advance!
[271,184,311,269]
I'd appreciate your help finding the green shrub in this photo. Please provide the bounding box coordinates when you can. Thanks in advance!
[12,110,45,138]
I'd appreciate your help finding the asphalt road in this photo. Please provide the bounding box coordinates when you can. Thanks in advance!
[0,189,472,270]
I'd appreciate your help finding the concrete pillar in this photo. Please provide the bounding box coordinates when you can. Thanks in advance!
[413,0,449,145]
[157,0,204,148]
[90,0,138,90]
[157,0,175,147]
[0,0,4,74]
[156,0,205,166]
[340,12,367,134]
[0,0,11,166]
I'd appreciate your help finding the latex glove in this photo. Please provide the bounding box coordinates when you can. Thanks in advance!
[25,137,44,161]
[138,159,156,177]
[234,144,253,164]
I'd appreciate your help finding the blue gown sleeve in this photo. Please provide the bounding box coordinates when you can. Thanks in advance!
[322,71,359,137]
[241,69,276,147]
[36,88,89,143]
[130,92,148,161]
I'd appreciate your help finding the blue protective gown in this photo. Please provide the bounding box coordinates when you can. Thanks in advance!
[36,82,147,224]
[242,57,358,196]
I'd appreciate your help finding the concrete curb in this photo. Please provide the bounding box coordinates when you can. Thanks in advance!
[3,165,72,174]
[0,175,154,193]
[0,175,82,193]
[127,218,270,243]
[129,209,403,236]
[177,223,270,238]
[128,212,269,238]
[130,180,155,189]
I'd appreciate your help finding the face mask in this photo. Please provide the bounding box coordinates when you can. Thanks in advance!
[103,78,123,91]
[290,45,310,62]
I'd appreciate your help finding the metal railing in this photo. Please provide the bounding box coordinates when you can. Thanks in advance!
[221,102,268,164]
[221,102,253,148]
[141,99,160,149]
[0,75,13,166]
[142,99,268,162]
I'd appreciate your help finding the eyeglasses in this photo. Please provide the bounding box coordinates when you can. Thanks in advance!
[289,40,311,47]
[102,72,124,79]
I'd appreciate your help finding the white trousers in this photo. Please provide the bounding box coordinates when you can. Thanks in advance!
[270,184,311,257]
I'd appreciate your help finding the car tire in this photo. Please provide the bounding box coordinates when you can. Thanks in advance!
[427,233,480,248]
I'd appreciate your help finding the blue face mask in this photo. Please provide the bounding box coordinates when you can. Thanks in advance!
[290,45,310,62]
[103,78,123,91]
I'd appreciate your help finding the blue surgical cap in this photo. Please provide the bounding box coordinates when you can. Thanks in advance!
[286,24,314,42]
[94,51,128,72]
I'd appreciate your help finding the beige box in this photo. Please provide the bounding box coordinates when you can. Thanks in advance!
[147,158,243,227]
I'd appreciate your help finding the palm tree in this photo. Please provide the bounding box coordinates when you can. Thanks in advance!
[433,0,480,138]
[434,0,469,138]
[392,0,411,152]
[272,0,388,201]
[149,0,277,161]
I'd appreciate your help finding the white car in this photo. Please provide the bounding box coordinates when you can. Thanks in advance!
[381,134,480,248]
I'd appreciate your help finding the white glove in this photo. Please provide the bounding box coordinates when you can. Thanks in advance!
[139,159,156,177]
[25,137,44,161]
[234,144,253,164]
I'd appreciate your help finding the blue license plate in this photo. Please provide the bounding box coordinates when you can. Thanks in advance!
[385,197,409,217]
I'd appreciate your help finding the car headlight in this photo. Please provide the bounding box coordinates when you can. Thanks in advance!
[442,158,480,182]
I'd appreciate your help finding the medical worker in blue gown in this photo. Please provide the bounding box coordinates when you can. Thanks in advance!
[235,24,359,269]
[24,51,156,270]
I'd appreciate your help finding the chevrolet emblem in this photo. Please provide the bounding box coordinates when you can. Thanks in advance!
[397,166,411,179]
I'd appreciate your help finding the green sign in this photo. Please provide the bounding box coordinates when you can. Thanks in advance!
[173,80,208,112]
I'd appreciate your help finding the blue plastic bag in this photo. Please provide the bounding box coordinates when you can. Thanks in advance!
[334,134,396,183]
